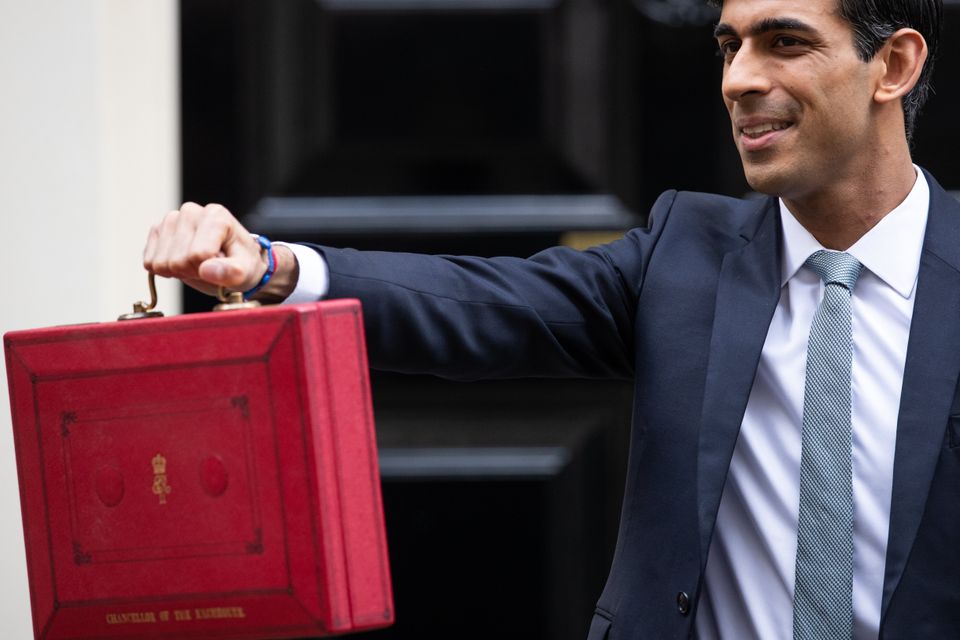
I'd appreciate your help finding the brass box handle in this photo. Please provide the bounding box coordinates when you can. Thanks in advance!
[119,273,264,320]
[118,273,165,321]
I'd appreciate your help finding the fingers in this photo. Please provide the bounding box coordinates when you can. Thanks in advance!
[143,203,265,295]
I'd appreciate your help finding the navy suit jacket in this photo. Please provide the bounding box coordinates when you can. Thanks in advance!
[311,168,960,639]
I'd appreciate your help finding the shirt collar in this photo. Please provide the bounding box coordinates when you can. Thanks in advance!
[779,166,929,298]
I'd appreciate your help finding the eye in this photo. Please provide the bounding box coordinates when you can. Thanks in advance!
[773,35,805,48]
[716,39,741,59]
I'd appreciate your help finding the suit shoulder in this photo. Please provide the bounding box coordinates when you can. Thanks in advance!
[645,189,771,236]
[667,189,768,219]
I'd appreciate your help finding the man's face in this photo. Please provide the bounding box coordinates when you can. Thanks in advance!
[716,0,880,198]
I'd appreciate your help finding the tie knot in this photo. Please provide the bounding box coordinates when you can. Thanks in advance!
[805,250,863,291]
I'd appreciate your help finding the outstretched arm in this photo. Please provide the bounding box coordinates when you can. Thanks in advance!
[143,192,679,381]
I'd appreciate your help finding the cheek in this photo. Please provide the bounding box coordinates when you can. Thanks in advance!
[722,95,736,117]
[824,69,875,122]
[831,95,872,138]
[804,83,873,142]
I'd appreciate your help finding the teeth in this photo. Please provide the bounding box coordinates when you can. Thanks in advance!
[742,122,791,136]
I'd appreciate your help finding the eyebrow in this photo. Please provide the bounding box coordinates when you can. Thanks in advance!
[713,17,821,39]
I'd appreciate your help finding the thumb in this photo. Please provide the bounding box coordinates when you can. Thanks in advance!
[197,256,258,290]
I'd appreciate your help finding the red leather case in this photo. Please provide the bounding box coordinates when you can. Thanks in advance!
[4,300,393,639]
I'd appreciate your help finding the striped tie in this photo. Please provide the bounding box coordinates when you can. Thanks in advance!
[793,250,863,640]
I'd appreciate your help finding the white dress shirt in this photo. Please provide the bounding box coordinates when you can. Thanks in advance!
[278,241,330,302]
[696,169,929,640]
[280,172,930,639]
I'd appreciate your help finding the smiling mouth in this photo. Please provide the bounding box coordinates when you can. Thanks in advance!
[740,122,794,138]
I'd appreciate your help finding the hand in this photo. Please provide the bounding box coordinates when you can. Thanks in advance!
[143,202,270,298]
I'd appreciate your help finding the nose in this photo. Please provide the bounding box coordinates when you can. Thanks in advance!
[721,44,772,103]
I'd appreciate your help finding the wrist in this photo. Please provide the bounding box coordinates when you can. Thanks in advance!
[249,244,299,304]
[242,235,276,299]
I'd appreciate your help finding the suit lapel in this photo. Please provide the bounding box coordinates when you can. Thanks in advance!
[881,172,960,618]
[697,198,783,561]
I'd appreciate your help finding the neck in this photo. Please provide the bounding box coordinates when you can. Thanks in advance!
[783,151,917,251]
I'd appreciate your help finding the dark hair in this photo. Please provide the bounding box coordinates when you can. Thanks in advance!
[708,0,943,142]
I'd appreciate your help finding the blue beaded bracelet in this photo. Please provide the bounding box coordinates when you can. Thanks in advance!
[243,235,276,299]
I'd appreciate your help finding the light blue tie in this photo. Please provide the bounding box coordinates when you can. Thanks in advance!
[793,250,863,640]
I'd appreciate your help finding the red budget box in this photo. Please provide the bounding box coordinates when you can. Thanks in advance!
[4,299,393,639]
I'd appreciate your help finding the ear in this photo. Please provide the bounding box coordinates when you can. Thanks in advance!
[874,28,928,105]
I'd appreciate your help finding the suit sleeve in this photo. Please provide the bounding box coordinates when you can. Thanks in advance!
[304,191,679,381]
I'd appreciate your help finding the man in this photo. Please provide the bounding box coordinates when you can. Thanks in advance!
[144,0,956,637]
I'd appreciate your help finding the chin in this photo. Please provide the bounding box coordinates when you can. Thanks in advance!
[741,162,792,197]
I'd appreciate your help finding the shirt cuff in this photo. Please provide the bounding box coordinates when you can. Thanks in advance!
[275,242,329,303]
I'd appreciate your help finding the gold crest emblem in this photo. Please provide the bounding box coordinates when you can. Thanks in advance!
[152,453,171,505]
